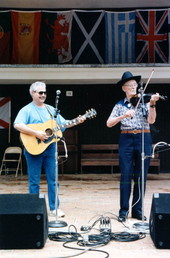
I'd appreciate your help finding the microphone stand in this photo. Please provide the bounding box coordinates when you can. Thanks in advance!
[133,86,149,231]
[48,90,67,228]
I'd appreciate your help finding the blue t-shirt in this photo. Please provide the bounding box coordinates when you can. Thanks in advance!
[14,102,66,131]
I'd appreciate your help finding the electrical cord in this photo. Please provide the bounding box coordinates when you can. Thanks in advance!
[49,225,145,245]
[48,231,81,242]
[49,225,81,242]
[110,231,145,242]
[49,247,93,258]
[48,217,146,258]
[77,232,111,247]
[63,241,110,258]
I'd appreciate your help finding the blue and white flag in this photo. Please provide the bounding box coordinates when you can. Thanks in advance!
[105,11,136,64]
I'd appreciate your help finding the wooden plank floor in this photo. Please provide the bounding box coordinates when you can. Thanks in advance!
[0,172,170,258]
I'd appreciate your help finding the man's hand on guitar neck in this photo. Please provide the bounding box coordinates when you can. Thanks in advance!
[66,115,86,128]
[77,115,86,124]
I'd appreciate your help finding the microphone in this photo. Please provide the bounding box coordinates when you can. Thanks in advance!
[56,90,61,95]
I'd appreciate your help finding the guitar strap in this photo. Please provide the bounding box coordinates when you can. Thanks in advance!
[44,104,59,131]
[44,104,54,119]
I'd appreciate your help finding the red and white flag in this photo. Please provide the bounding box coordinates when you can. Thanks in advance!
[0,97,11,129]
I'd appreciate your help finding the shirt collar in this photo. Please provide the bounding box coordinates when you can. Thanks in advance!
[124,97,130,104]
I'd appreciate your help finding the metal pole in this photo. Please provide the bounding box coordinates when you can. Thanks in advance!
[133,88,149,231]
[48,90,67,228]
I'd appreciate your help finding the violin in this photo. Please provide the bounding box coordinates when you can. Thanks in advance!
[130,93,168,107]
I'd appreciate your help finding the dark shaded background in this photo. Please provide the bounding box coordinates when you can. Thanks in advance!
[0,82,169,173]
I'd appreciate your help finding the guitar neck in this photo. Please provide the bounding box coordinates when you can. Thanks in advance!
[53,109,96,132]
[54,118,79,132]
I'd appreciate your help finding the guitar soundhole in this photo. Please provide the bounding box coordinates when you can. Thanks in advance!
[45,128,53,137]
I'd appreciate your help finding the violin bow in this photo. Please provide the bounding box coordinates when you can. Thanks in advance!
[134,69,155,111]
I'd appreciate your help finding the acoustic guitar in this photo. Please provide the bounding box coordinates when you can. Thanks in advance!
[20,108,97,155]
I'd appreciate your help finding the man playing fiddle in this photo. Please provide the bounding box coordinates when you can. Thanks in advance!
[107,71,160,223]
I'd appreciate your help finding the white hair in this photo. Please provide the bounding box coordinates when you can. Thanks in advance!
[29,81,46,95]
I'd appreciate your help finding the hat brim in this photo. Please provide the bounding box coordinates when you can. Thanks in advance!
[117,75,141,87]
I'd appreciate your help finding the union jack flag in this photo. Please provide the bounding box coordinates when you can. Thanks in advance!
[136,9,168,63]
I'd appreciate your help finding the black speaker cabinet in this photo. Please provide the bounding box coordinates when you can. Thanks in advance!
[0,194,48,249]
[149,193,170,249]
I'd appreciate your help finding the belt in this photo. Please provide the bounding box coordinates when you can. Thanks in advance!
[121,129,150,134]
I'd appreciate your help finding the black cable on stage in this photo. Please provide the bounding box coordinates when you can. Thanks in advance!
[48,219,146,258]
[63,241,110,258]
[110,231,146,242]
[48,231,81,243]
[77,233,110,247]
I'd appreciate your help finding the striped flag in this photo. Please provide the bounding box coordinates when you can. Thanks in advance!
[71,10,105,64]
[0,97,11,129]
[168,9,170,63]
[11,11,41,64]
[40,11,73,64]
[0,11,11,64]
[105,11,136,64]
[136,9,168,63]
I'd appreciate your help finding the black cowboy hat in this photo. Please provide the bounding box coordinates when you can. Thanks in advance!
[116,71,141,87]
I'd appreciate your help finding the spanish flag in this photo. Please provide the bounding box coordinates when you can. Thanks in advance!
[11,11,41,64]
[0,11,11,64]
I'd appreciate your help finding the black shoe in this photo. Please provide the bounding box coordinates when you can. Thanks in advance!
[118,215,126,222]
[132,213,147,221]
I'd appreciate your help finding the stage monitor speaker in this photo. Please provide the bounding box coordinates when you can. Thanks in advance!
[149,193,170,249]
[0,193,48,249]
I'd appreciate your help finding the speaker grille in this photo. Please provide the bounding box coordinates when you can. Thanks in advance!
[150,193,170,249]
[0,194,48,249]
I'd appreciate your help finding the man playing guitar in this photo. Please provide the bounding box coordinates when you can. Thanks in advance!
[14,81,86,218]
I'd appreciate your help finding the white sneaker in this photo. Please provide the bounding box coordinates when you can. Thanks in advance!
[49,210,56,217]
[49,209,65,218]
[57,209,65,218]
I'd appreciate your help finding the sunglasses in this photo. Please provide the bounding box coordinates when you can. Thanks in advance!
[36,91,47,95]
[124,84,138,88]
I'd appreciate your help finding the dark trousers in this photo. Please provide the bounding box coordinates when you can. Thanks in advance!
[118,132,152,217]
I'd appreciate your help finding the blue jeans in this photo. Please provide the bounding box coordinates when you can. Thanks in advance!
[118,132,152,216]
[24,142,58,211]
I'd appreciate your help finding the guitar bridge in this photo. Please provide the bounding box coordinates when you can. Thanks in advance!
[36,135,55,145]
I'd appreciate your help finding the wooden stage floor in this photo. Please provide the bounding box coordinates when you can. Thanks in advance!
[0,172,170,258]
